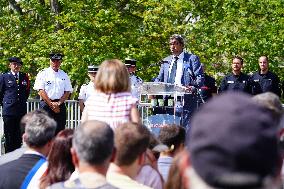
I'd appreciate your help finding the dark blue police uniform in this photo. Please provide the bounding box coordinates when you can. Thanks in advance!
[250,71,281,97]
[218,72,251,94]
[0,69,30,152]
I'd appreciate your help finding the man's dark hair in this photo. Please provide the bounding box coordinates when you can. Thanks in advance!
[73,120,114,165]
[114,123,150,166]
[170,34,185,46]
[158,125,186,153]
[233,55,244,64]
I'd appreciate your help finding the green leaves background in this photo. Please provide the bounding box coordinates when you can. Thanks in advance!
[1,0,283,98]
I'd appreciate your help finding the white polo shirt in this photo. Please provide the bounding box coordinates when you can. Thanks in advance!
[33,67,73,100]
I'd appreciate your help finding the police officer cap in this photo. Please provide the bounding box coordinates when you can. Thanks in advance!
[8,57,23,65]
[125,58,137,67]
[50,53,63,60]
[88,65,99,73]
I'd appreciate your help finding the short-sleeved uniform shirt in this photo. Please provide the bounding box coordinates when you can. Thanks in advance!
[33,67,73,99]
[78,82,95,102]
[130,74,143,99]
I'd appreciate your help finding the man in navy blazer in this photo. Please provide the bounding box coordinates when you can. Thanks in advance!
[155,34,204,129]
[0,57,30,153]
[0,109,57,189]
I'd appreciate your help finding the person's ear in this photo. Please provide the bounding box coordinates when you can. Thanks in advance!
[110,147,116,162]
[138,152,146,165]
[22,133,27,143]
[71,147,79,167]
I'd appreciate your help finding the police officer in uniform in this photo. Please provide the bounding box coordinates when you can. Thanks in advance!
[78,65,98,112]
[219,56,251,94]
[251,56,281,97]
[125,58,143,99]
[33,53,73,134]
[0,57,30,153]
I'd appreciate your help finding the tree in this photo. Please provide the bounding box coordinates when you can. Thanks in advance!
[187,0,284,81]
[1,0,283,98]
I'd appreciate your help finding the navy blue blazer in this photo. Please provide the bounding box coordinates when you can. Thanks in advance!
[0,71,30,116]
[155,52,204,87]
[0,153,44,189]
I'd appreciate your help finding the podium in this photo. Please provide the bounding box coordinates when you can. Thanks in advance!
[138,82,189,135]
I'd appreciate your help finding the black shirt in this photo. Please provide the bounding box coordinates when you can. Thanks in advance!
[250,71,281,97]
[219,72,251,94]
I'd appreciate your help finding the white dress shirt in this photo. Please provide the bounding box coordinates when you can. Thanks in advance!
[168,52,184,86]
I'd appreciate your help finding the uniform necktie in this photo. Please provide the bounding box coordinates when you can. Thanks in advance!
[168,56,179,84]
[14,74,19,84]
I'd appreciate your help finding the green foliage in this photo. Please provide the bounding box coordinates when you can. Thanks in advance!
[188,0,284,82]
[1,0,283,98]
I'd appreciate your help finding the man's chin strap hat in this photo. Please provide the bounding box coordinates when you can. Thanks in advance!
[8,57,23,65]
[50,53,63,60]
[125,58,137,67]
[88,65,99,73]
[188,92,281,188]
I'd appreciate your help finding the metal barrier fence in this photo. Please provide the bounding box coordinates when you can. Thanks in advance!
[0,99,81,154]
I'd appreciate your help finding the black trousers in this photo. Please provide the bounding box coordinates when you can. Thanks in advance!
[3,115,23,153]
[40,101,67,135]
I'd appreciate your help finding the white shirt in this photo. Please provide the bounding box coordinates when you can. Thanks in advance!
[78,82,95,102]
[168,52,184,86]
[33,67,73,100]
[11,71,19,78]
[130,74,143,99]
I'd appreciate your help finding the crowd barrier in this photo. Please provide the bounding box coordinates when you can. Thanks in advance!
[0,99,81,155]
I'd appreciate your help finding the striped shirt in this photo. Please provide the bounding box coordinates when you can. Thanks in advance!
[81,91,138,129]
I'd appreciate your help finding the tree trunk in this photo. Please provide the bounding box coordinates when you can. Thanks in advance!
[9,0,23,15]
[50,0,63,30]
[39,0,45,6]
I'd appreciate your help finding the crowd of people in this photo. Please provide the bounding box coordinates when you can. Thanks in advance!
[0,33,284,188]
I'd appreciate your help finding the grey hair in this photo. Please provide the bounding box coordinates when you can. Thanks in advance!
[73,120,114,165]
[252,92,283,117]
[24,110,57,147]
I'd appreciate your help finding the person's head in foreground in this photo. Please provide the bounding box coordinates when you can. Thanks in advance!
[183,92,282,189]
[94,59,130,94]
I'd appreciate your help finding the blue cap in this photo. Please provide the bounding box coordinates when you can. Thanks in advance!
[8,57,23,65]
[189,92,280,188]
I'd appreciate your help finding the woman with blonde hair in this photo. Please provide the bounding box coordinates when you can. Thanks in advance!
[81,59,141,129]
